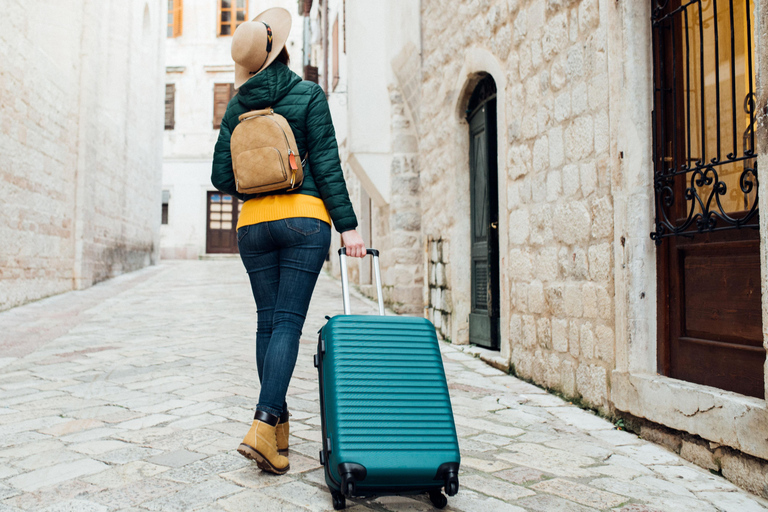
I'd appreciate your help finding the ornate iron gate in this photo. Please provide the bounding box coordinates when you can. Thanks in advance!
[650,0,758,242]
[651,0,764,398]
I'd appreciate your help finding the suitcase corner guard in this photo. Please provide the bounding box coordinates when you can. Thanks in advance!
[435,462,460,496]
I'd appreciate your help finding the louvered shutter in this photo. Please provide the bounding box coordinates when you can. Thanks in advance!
[165,84,175,130]
[213,83,231,129]
[304,65,319,84]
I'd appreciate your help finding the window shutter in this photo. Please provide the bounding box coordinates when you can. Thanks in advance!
[213,83,235,129]
[165,84,175,130]
[304,65,319,84]
[168,0,183,38]
[175,0,183,37]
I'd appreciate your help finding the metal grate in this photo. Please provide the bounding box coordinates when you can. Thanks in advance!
[650,0,759,244]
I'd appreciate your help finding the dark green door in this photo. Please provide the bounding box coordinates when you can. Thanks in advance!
[468,78,499,350]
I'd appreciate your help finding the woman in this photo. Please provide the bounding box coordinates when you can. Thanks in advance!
[211,7,365,475]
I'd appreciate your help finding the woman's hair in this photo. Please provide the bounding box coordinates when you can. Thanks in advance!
[276,47,290,66]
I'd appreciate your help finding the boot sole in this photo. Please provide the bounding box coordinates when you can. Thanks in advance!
[237,443,290,475]
[278,449,288,456]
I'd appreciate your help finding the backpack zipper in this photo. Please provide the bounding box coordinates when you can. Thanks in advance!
[258,115,298,169]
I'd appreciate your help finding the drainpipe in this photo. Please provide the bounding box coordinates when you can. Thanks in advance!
[303,15,310,68]
[323,0,329,96]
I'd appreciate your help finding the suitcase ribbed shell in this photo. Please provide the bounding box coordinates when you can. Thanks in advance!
[319,315,460,490]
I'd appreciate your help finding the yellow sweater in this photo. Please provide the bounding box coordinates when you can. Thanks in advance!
[236,193,331,230]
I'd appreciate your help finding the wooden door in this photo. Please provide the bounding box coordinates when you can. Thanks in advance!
[206,192,241,254]
[652,0,763,398]
[468,76,500,350]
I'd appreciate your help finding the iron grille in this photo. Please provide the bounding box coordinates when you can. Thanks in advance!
[650,0,758,244]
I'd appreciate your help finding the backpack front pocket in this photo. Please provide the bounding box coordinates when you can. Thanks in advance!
[234,147,288,193]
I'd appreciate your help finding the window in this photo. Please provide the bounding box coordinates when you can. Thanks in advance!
[165,84,175,130]
[213,83,236,129]
[161,190,170,225]
[167,0,183,38]
[218,0,247,36]
[332,15,339,91]
[651,0,763,400]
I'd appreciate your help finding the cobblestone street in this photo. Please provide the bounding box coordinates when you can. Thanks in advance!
[0,261,766,512]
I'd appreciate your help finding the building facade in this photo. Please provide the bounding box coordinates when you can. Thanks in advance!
[0,0,165,311]
[161,0,303,259]
[303,0,424,314]
[414,0,768,495]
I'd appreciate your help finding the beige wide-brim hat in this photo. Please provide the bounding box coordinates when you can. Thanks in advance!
[231,7,292,90]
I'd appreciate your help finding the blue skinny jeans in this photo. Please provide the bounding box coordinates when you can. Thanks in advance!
[237,217,331,417]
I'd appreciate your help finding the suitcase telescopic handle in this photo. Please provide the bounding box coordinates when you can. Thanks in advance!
[338,248,385,316]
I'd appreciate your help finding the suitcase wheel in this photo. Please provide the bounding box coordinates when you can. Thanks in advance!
[331,490,346,510]
[445,479,459,497]
[429,490,448,509]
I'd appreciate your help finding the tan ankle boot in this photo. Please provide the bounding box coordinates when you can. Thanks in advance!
[276,420,289,456]
[238,411,290,474]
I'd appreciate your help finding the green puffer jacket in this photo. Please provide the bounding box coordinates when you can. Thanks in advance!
[211,61,358,233]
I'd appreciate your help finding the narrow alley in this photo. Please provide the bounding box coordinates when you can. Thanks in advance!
[0,261,765,512]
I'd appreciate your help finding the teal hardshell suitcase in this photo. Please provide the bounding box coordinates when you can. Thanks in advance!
[314,249,460,510]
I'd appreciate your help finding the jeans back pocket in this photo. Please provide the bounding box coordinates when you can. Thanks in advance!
[237,225,250,242]
[284,217,321,236]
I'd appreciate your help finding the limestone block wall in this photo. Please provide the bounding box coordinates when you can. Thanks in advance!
[328,85,424,315]
[0,0,165,311]
[420,0,615,408]
[427,238,452,339]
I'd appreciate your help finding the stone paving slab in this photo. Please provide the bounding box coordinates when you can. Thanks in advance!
[0,260,767,511]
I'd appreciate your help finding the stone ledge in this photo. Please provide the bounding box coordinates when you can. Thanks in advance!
[621,412,768,498]
[611,370,768,460]
[203,65,234,73]
[459,345,510,372]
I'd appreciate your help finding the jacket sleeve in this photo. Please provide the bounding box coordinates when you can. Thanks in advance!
[211,113,245,200]
[306,85,358,233]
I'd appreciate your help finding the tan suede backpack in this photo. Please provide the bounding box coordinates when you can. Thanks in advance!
[230,108,304,194]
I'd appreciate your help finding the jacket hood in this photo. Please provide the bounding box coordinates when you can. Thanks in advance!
[236,61,303,110]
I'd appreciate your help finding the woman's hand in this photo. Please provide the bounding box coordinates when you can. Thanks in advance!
[341,230,366,258]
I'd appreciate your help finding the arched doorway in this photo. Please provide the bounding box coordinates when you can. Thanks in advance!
[467,75,499,350]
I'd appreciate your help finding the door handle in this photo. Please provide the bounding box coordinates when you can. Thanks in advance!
[490,222,498,229]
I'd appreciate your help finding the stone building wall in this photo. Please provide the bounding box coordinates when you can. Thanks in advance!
[420,0,614,407]
[0,0,165,311]
[427,237,452,340]
[416,0,768,488]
